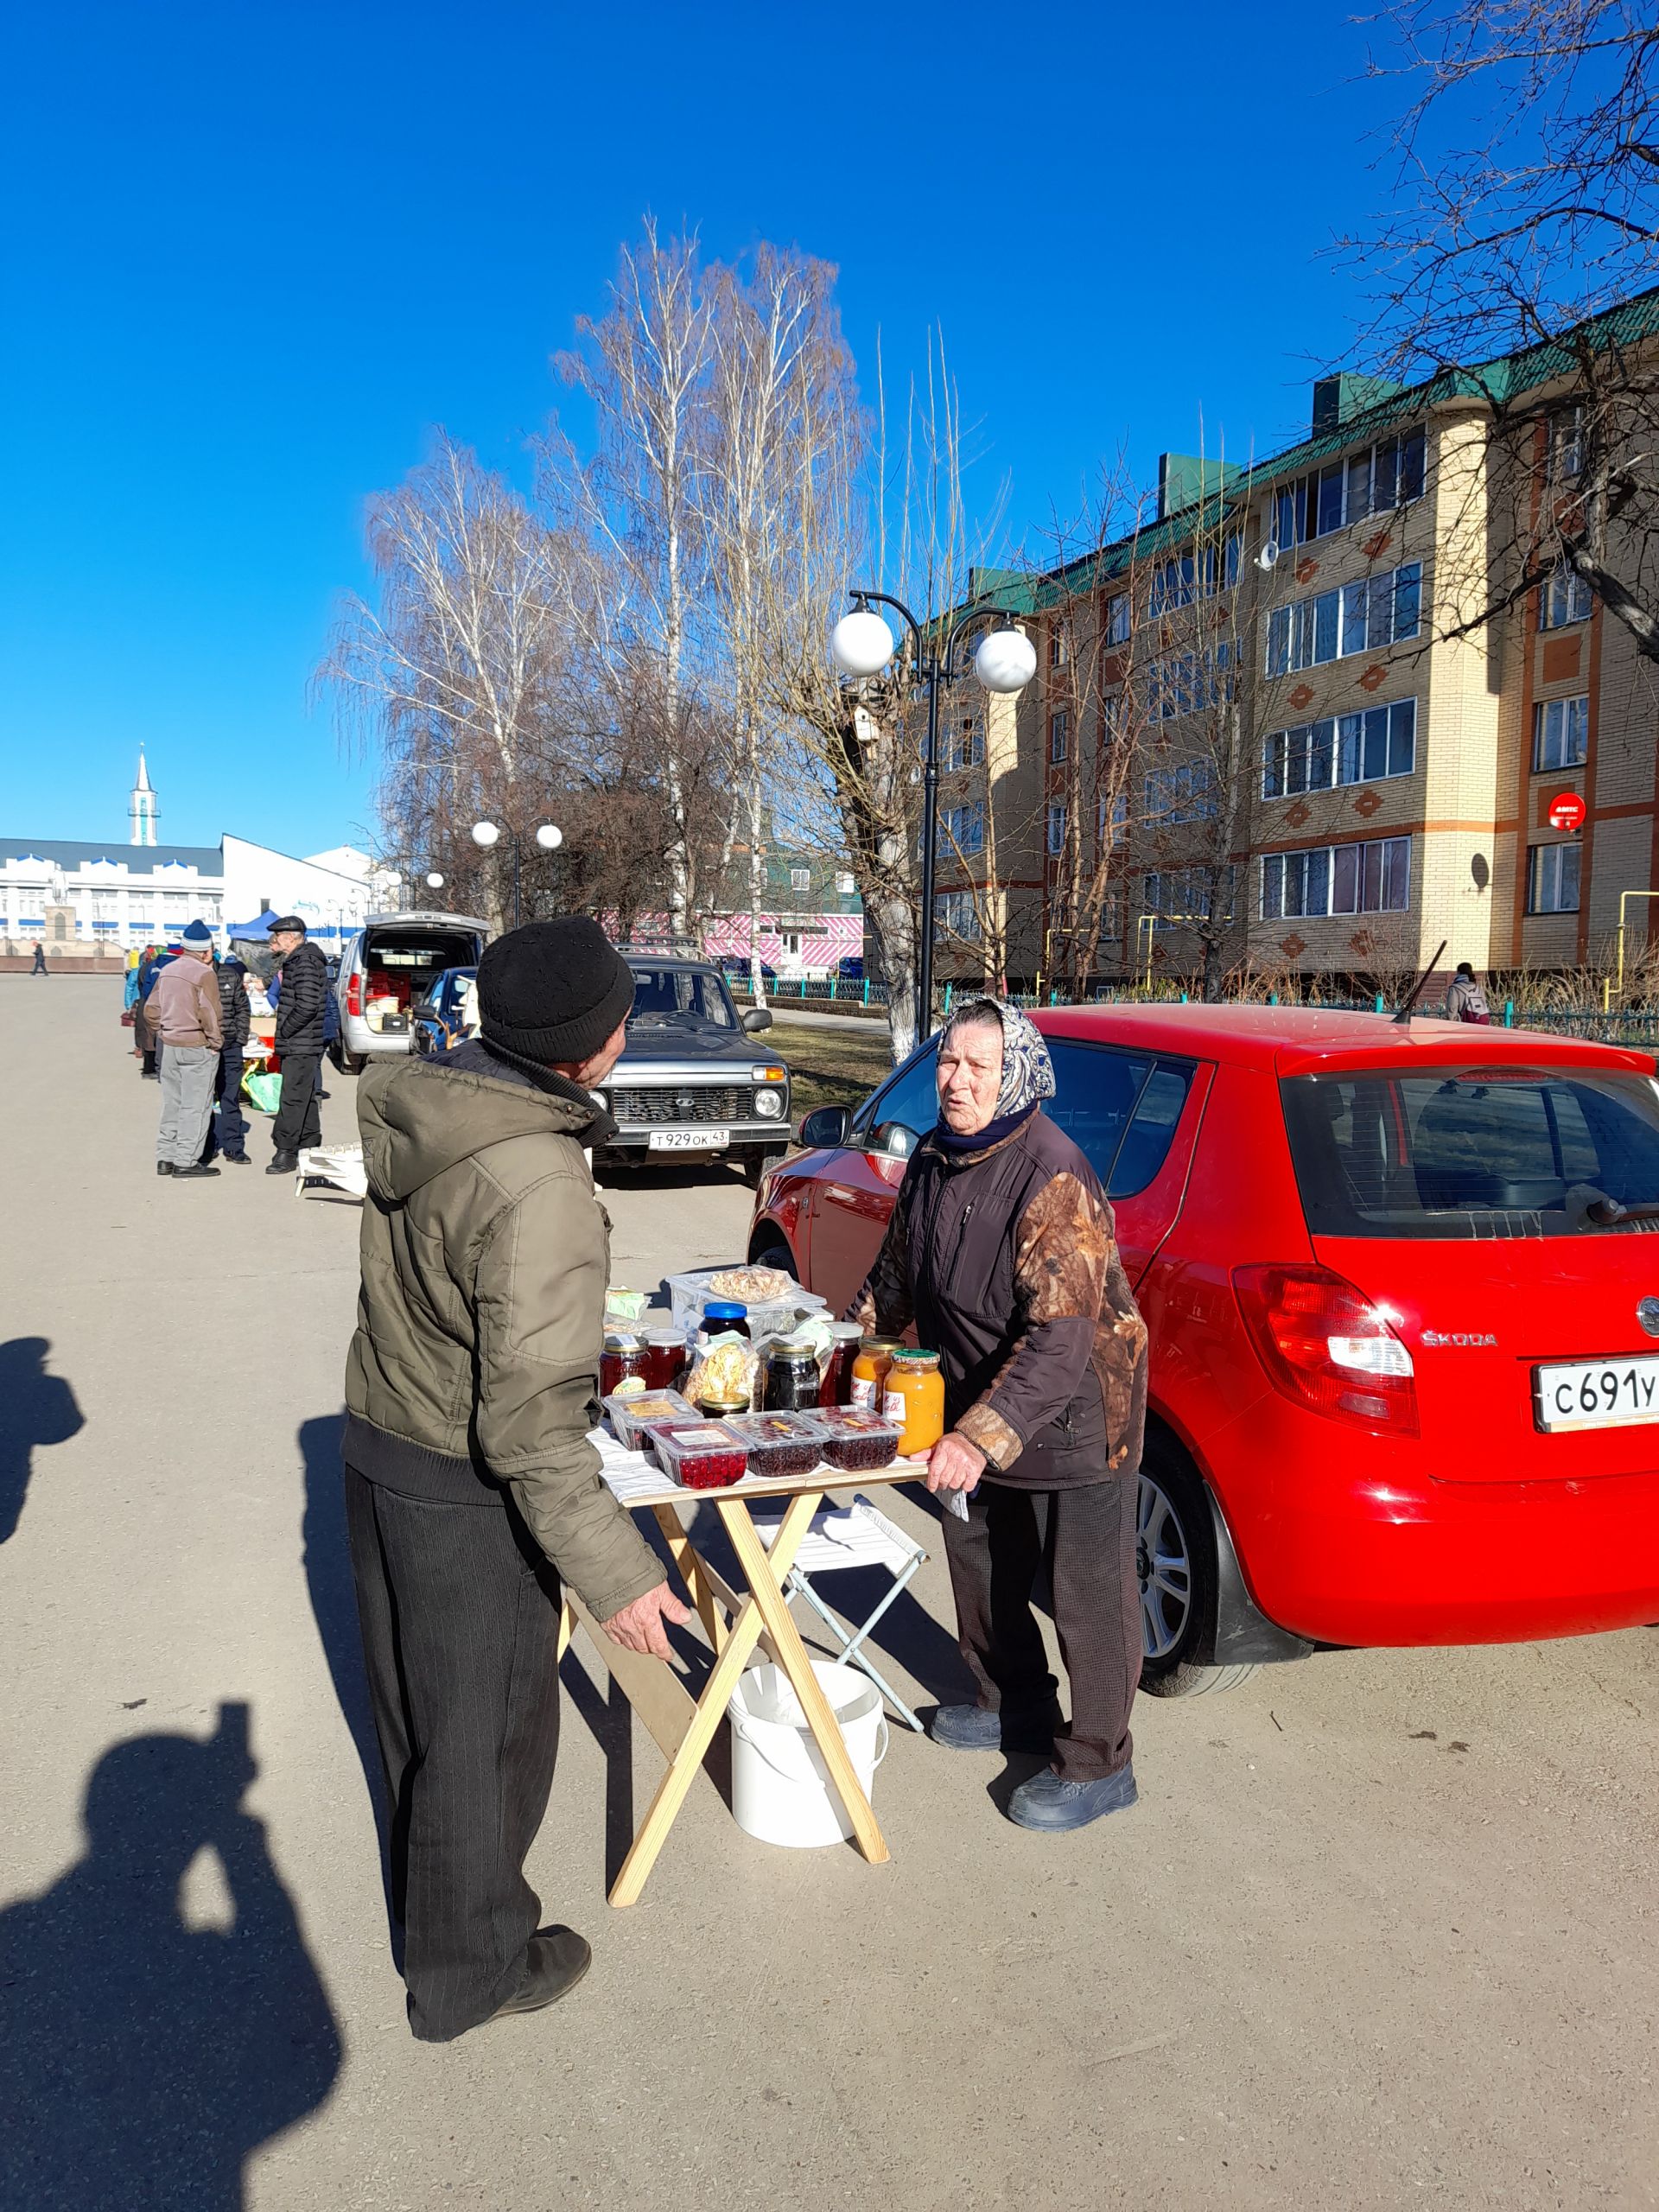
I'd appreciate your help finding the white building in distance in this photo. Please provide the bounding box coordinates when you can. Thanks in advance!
[1,756,395,961]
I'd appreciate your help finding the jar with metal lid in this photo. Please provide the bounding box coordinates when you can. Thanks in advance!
[850,1337,901,1411]
[694,1389,751,1420]
[881,1350,945,1457]
[600,1332,645,1398]
[642,1330,689,1390]
[819,1321,864,1408]
[761,1343,821,1414]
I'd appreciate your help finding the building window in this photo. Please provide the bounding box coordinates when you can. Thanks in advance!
[936,889,981,941]
[1534,695,1589,772]
[1143,866,1232,931]
[1098,788,1128,847]
[1104,593,1129,645]
[1272,427,1427,549]
[944,716,983,772]
[1528,842,1581,914]
[1046,803,1066,857]
[1264,563,1421,677]
[1049,625,1068,668]
[1262,698,1417,797]
[1049,710,1069,764]
[835,871,855,896]
[943,802,985,856]
[1539,566,1593,631]
[1144,760,1217,825]
[789,866,810,893]
[1148,539,1243,615]
[1146,643,1237,722]
[1548,406,1586,482]
[1261,836,1411,918]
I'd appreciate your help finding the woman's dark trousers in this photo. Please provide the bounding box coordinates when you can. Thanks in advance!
[344,1462,563,2043]
[941,1475,1141,1783]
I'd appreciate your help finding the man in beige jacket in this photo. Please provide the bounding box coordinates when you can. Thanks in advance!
[344,917,688,2042]
[149,921,223,1179]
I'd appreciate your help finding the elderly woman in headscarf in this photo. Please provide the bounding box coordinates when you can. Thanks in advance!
[847,996,1148,1833]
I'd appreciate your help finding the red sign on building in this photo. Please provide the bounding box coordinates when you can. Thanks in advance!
[1547,791,1587,833]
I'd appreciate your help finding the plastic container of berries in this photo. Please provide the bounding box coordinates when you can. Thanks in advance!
[812,1407,902,1472]
[602,1388,696,1451]
[725,1412,829,1480]
[651,1421,751,1491]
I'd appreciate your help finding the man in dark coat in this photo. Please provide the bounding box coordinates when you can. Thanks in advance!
[267,917,327,1173]
[203,957,252,1166]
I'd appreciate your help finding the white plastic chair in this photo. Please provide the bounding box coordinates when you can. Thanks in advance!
[295,1145,368,1201]
[750,1494,929,1732]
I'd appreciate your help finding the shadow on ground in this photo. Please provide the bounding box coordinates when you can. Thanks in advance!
[0,1705,340,2211]
[0,1337,84,1544]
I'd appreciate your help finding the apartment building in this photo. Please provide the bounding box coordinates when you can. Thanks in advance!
[942,289,1659,993]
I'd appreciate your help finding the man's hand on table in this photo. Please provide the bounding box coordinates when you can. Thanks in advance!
[601,1580,692,1659]
[925,1431,986,1495]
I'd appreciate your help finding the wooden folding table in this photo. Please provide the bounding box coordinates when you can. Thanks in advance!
[557,1436,921,1908]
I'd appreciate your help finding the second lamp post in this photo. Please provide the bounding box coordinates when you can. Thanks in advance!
[472,818,563,931]
[830,592,1037,1040]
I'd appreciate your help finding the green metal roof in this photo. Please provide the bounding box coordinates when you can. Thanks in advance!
[988,282,1659,613]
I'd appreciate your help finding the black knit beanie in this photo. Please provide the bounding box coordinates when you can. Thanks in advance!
[476,918,635,1065]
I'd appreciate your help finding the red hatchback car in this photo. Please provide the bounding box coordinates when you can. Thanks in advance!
[747,1005,1659,1694]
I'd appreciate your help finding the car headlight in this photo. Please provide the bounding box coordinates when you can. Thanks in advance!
[588,1090,607,1113]
[753,1089,784,1118]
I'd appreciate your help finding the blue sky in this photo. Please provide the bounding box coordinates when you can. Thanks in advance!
[0,0,1399,856]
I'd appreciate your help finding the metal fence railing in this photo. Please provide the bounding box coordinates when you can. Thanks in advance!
[731,974,1659,1049]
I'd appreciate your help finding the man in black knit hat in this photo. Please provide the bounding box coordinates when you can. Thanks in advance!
[343,918,690,2042]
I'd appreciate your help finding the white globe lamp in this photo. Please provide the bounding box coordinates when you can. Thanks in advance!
[973,626,1038,695]
[471,820,500,849]
[425,871,444,890]
[830,607,897,678]
[534,823,563,852]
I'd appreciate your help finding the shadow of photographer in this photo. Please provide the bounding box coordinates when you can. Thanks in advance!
[0,1702,340,2211]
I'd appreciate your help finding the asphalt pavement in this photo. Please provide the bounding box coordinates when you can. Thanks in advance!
[2,975,1656,2211]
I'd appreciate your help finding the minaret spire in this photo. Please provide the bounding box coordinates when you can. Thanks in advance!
[130,750,158,847]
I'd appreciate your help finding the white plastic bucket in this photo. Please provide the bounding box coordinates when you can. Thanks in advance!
[727,1662,889,1848]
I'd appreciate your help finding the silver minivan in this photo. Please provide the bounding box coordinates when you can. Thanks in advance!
[333,909,489,1071]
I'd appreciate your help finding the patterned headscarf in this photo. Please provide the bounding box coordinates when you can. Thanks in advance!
[944,996,1056,1118]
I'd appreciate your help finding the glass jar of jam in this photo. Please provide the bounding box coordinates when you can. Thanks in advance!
[882,1349,945,1457]
[599,1332,645,1398]
[697,1300,750,1345]
[643,1330,688,1390]
[762,1344,821,1414]
[694,1389,751,1421]
[819,1322,864,1408]
[851,1337,900,1411]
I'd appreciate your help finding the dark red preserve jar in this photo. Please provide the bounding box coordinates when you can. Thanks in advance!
[599,1332,645,1398]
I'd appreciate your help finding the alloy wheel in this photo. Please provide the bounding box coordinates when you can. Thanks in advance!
[1136,1471,1192,1662]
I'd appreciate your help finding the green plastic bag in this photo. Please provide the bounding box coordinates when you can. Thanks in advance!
[245,1069,283,1116]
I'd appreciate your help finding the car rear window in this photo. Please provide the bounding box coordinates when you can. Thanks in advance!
[1282,1065,1659,1239]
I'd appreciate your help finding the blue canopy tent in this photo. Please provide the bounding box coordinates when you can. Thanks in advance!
[227,912,277,940]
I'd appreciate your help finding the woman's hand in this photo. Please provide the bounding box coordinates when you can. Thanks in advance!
[925,1431,987,1494]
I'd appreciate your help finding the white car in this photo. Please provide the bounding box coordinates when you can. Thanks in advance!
[333,910,489,1071]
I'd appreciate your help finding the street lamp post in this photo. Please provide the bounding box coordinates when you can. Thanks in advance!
[471,820,563,931]
[830,591,1037,1040]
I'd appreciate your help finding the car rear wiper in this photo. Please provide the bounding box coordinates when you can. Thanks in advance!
[1568,1183,1659,1228]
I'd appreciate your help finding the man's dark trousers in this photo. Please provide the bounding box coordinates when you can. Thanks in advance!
[344,1454,563,2043]
[204,1049,247,1160]
[270,1051,322,1157]
[941,1475,1141,1783]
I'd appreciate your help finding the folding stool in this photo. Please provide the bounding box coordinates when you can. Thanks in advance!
[750,1493,929,1731]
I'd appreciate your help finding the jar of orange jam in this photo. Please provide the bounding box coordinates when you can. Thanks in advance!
[882,1350,945,1457]
[850,1337,901,1410]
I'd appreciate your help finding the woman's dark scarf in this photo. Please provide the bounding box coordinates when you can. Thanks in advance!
[933,998,1057,1154]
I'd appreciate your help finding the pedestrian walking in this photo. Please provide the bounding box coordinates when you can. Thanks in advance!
[848,996,1149,1833]
[343,918,688,2042]
[203,957,252,1166]
[265,918,327,1173]
[1444,960,1492,1023]
[148,922,223,1179]
[30,942,47,976]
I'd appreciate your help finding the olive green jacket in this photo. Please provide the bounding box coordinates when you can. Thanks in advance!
[344,1047,662,1622]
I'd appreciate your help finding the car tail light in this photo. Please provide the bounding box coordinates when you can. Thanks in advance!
[346,971,362,1018]
[1232,1264,1418,1436]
